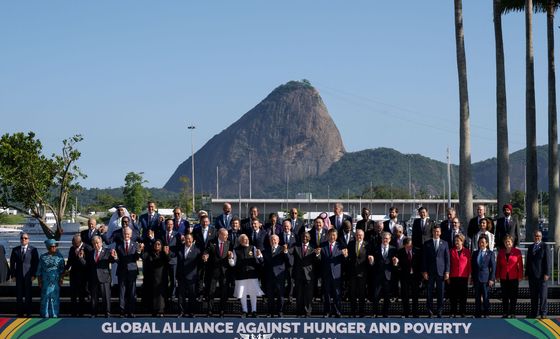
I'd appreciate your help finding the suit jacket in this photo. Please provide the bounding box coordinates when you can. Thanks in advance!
[214,213,233,231]
[245,228,266,251]
[279,231,297,248]
[383,219,407,236]
[80,229,100,246]
[193,226,217,251]
[373,245,398,281]
[422,238,450,277]
[338,230,355,249]
[9,245,39,281]
[102,227,140,246]
[443,227,470,249]
[172,218,190,235]
[292,243,318,281]
[227,230,242,249]
[205,239,232,279]
[356,219,374,232]
[263,246,293,281]
[289,218,305,236]
[320,241,344,280]
[85,248,115,284]
[496,247,523,280]
[346,240,370,278]
[439,219,452,238]
[330,214,353,231]
[176,245,201,282]
[494,217,519,248]
[471,249,496,283]
[66,243,92,283]
[412,218,434,249]
[449,247,471,278]
[309,228,327,249]
[115,241,141,278]
[139,212,162,240]
[157,230,181,264]
[397,247,422,280]
[526,242,550,280]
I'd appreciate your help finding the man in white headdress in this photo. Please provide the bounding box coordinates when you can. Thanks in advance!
[107,205,130,238]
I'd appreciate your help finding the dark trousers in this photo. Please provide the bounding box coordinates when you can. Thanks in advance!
[474,281,490,317]
[91,281,111,316]
[118,274,137,314]
[528,278,548,317]
[16,277,33,316]
[266,276,285,315]
[296,279,313,316]
[400,274,420,317]
[177,279,197,315]
[208,275,228,313]
[350,275,367,316]
[69,277,89,316]
[322,277,341,315]
[449,277,468,316]
[501,279,519,316]
[373,278,391,317]
[166,264,177,304]
[426,274,445,316]
[285,267,294,300]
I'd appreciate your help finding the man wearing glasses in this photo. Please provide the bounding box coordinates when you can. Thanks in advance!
[9,232,39,317]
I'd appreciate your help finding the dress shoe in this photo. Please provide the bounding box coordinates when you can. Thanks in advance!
[128,314,136,318]
[278,312,284,318]
[323,313,330,318]
[90,314,96,318]
[219,311,224,318]
[251,312,257,318]
[241,312,247,318]
[334,313,342,318]
[177,313,184,318]
[105,313,110,318]
[539,315,547,319]
[207,312,213,317]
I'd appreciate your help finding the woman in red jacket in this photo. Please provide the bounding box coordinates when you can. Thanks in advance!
[448,233,471,317]
[496,234,523,318]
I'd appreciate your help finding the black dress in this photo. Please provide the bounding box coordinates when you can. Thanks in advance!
[142,251,169,314]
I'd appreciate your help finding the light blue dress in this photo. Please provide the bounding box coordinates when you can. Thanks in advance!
[36,251,65,317]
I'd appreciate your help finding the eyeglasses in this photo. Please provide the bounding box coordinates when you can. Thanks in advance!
[21,237,28,240]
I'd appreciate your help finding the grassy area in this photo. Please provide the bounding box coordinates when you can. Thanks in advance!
[0,214,25,224]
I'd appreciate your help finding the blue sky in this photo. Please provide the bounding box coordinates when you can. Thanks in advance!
[0,1,554,189]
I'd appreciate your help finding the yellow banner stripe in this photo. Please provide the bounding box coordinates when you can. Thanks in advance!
[1,319,30,339]
[540,319,560,338]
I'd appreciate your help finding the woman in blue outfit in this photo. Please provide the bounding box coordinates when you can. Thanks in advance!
[36,239,66,318]
[471,235,496,318]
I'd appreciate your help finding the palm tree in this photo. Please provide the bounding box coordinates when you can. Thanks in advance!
[454,0,474,225]
[494,0,511,217]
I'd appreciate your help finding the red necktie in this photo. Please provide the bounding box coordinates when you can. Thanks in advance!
[125,242,129,254]
[167,233,171,244]
[95,251,100,263]
[219,242,224,256]
[330,244,333,255]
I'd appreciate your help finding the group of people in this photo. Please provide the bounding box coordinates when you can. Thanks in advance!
[4,201,551,319]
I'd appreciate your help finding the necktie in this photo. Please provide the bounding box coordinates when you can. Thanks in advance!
[175,220,179,231]
[345,233,349,244]
[383,247,387,258]
[435,239,439,251]
[21,247,25,257]
[408,250,412,261]
[90,229,94,238]
[167,233,171,244]
[204,229,208,242]
[273,246,277,253]
[421,219,425,229]
[330,243,333,255]
[185,247,189,258]
[253,232,256,244]
[303,245,307,256]
[95,251,100,263]
[356,242,361,254]
[338,217,342,229]
[478,251,484,266]
[285,234,288,244]
[125,242,129,254]
[317,232,320,244]
[219,242,224,256]
[505,218,510,232]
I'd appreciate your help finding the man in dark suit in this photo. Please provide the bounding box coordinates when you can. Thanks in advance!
[356,207,374,232]
[346,229,371,317]
[494,204,519,249]
[319,228,347,317]
[81,217,100,246]
[292,232,318,317]
[102,216,140,246]
[468,204,487,240]
[172,207,190,235]
[203,228,232,317]
[443,217,470,249]
[9,232,39,317]
[116,228,141,317]
[330,203,353,231]
[422,225,450,317]
[176,234,201,317]
[86,235,117,317]
[214,202,233,231]
[245,218,266,251]
[372,231,398,317]
[66,234,92,316]
[526,230,550,318]
[158,218,181,307]
[228,217,243,248]
[288,208,305,236]
[412,207,434,251]
[263,235,293,317]
[397,237,422,318]
[338,220,355,248]
[279,220,297,302]
[193,215,217,252]
[241,206,260,233]
[139,201,161,242]
[383,206,407,236]
[309,217,328,249]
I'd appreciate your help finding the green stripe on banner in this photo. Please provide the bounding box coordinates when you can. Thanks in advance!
[16,319,61,339]
[505,319,552,338]
[525,319,556,339]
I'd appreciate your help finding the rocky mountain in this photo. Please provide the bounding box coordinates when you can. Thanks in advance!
[163,80,346,197]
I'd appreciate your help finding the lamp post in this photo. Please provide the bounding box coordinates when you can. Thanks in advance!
[188,125,196,216]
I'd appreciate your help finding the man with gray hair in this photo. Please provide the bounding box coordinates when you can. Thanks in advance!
[329,203,353,231]
[526,230,550,318]
[263,234,293,317]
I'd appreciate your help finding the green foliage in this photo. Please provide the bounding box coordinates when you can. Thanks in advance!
[511,190,525,220]
[179,176,194,215]
[123,172,149,214]
[0,213,25,224]
[0,132,85,239]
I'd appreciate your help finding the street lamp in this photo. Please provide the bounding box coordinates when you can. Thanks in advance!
[188,125,196,216]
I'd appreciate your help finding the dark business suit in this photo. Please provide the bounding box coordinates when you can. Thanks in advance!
[263,246,293,316]
[309,227,327,300]
[329,214,353,231]
[172,218,191,235]
[494,217,519,249]
[103,227,140,247]
[245,228,266,251]
[320,241,344,316]
[81,228,100,247]
[422,238,450,317]
[471,249,496,317]
[85,249,115,316]
[214,213,233,231]
[289,218,305,237]
[116,241,140,315]
[139,212,162,241]
[309,228,327,249]
[397,246,422,317]
[384,219,407,236]
[10,245,39,316]
[346,240,370,316]
[356,219,374,232]
[159,230,181,304]
[373,245,398,317]
[412,218,433,250]
[443,227,470,249]
[292,243,318,316]
[205,239,232,313]
[439,219,452,239]
[279,231,297,299]
[526,242,550,317]
[66,243,92,316]
[176,245,201,315]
